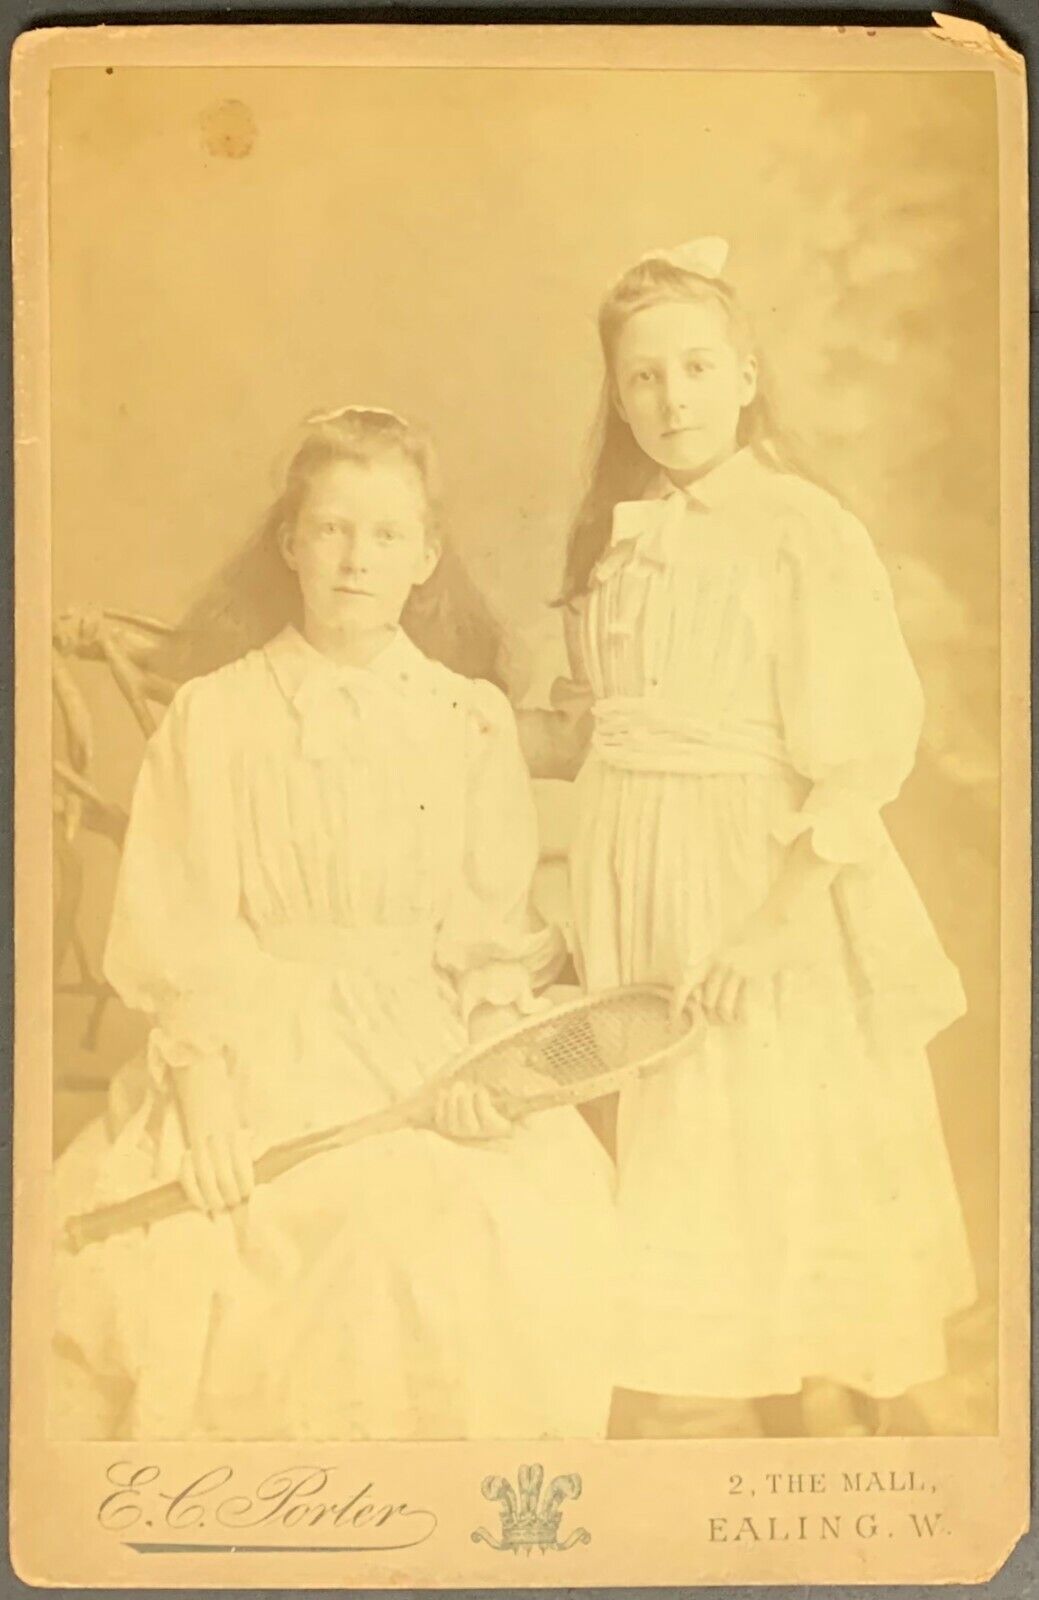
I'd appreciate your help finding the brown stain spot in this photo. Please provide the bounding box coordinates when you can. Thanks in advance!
[200,99,256,160]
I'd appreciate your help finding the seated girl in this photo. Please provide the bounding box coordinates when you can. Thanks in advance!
[53,405,615,1442]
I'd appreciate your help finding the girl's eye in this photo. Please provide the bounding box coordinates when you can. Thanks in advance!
[376,526,399,543]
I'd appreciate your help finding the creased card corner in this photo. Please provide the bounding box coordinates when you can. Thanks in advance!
[930,13,1025,73]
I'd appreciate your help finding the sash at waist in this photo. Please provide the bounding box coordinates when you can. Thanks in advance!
[256,919,437,971]
[591,696,792,777]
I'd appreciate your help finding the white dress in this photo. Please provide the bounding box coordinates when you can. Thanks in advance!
[565,447,976,1401]
[54,625,615,1440]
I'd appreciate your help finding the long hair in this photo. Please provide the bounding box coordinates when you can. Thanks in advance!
[153,408,507,688]
[560,258,816,602]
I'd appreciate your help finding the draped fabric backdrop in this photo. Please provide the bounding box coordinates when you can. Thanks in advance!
[51,68,999,1298]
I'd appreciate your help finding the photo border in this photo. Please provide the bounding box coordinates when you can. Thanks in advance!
[4,3,1034,1592]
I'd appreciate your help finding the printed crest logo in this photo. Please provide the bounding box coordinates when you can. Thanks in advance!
[471,1463,590,1554]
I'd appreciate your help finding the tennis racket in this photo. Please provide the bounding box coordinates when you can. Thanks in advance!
[63,983,702,1253]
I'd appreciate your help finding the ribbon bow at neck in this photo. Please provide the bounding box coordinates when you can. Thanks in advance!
[590,491,692,590]
[292,667,372,762]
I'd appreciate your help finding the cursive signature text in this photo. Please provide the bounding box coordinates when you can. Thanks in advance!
[98,1462,438,1549]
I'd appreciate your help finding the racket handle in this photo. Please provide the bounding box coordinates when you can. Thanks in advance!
[63,1098,431,1254]
[64,1178,189,1252]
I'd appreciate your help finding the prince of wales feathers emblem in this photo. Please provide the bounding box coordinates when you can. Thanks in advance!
[472,1464,590,1553]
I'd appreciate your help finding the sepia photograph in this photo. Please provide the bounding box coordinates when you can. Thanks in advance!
[10,18,1030,1589]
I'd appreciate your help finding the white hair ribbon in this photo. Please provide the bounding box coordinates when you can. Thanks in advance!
[637,235,730,280]
[304,404,409,428]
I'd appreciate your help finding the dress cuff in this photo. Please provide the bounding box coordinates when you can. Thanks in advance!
[148,989,231,1082]
[454,961,544,1025]
[771,783,887,866]
[441,922,568,1021]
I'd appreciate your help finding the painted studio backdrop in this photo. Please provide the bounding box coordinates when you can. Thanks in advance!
[50,65,999,1427]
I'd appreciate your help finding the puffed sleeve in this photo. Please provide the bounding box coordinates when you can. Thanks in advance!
[436,680,568,1021]
[102,671,281,1080]
[774,503,925,865]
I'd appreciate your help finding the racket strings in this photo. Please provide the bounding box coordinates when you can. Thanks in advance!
[465,992,673,1097]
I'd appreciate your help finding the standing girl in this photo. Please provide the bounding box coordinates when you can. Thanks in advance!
[54,406,615,1441]
[525,237,976,1437]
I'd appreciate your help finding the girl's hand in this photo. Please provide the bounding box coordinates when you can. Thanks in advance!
[171,1056,255,1214]
[673,835,839,1027]
[432,1081,514,1142]
[671,913,803,1027]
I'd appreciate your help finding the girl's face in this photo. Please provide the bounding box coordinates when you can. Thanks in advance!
[282,455,438,641]
[612,298,757,483]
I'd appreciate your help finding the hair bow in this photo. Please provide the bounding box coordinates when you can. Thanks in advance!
[637,235,729,280]
[304,403,408,428]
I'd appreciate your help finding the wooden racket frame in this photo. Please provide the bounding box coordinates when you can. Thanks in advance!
[62,983,701,1254]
